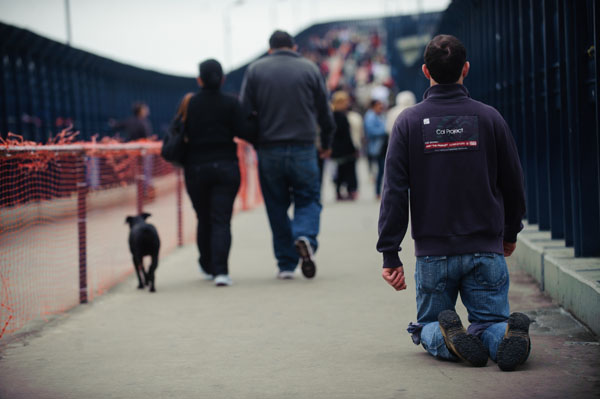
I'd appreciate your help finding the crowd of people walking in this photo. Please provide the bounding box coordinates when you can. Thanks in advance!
[171,28,417,287]
[161,28,531,373]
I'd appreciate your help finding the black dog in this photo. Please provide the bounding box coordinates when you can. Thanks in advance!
[125,213,160,292]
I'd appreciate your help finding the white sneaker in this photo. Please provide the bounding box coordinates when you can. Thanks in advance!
[214,275,232,286]
[277,270,295,280]
[200,270,214,281]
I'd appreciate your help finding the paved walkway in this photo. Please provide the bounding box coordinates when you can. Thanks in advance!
[1,165,599,399]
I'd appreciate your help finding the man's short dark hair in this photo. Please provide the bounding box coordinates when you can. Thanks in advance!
[424,35,467,84]
[269,30,295,49]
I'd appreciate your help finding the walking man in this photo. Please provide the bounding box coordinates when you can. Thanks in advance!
[241,30,336,280]
[377,35,530,371]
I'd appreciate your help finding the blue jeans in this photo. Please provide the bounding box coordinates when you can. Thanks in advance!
[257,145,322,271]
[416,253,510,362]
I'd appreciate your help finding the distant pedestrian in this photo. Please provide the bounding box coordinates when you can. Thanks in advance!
[110,102,152,142]
[181,59,252,287]
[110,102,154,198]
[385,91,416,135]
[364,99,387,199]
[377,34,530,371]
[346,106,364,155]
[330,91,358,201]
[240,30,336,280]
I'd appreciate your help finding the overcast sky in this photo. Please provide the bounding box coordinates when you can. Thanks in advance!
[0,0,450,77]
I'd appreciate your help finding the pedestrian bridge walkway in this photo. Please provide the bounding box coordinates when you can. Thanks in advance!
[0,165,598,399]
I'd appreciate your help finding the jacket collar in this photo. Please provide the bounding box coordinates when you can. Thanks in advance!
[423,83,470,101]
[270,49,300,58]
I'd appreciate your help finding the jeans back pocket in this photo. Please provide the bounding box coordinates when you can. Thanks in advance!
[416,255,448,293]
[473,253,508,288]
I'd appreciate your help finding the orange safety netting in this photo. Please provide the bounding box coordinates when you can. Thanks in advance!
[0,132,261,339]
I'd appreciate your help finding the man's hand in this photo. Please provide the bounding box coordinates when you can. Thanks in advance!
[319,148,332,159]
[382,267,407,291]
[503,241,516,257]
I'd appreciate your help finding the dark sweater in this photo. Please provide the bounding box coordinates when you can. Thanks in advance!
[240,49,336,149]
[114,117,152,141]
[183,88,250,164]
[377,84,526,268]
[331,111,356,159]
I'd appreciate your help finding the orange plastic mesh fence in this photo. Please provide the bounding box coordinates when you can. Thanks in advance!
[0,136,261,339]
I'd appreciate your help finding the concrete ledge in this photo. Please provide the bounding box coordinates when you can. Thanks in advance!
[513,223,600,336]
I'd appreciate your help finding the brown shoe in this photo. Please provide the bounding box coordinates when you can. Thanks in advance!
[295,236,316,279]
[497,312,531,371]
[438,310,488,367]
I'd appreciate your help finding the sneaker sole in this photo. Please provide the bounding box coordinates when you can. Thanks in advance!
[438,310,488,367]
[295,239,316,279]
[497,312,531,371]
[277,273,295,280]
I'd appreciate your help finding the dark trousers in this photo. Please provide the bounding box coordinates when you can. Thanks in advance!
[335,159,357,196]
[375,154,385,196]
[184,160,240,276]
[317,150,325,189]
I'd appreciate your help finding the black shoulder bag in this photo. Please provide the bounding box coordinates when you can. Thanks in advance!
[161,114,188,167]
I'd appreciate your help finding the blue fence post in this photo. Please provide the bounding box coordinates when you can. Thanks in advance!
[543,0,566,239]
[532,0,552,230]
[555,0,574,246]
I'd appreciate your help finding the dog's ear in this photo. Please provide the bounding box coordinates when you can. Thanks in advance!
[125,216,133,225]
[141,212,151,220]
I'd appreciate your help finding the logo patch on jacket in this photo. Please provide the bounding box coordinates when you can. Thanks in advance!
[422,116,479,153]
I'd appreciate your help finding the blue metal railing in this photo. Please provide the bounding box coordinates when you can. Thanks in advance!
[0,22,196,141]
[434,0,600,257]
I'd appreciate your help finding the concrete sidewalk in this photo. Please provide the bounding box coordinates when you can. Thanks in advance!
[1,170,599,399]
[513,224,600,336]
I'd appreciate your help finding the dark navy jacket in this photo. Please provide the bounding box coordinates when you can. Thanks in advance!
[377,84,526,268]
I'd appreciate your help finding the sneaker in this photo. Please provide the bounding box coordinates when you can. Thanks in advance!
[199,265,214,281]
[294,236,316,279]
[277,270,295,280]
[214,275,232,287]
[438,310,488,367]
[496,312,531,371]
[200,270,214,281]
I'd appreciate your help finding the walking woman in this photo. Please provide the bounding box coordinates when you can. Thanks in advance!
[331,90,358,200]
[180,59,250,286]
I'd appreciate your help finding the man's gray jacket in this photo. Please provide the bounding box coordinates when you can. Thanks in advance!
[240,49,336,149]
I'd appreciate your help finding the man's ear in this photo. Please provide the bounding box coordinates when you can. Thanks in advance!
[462,61,470,79]
[422,64,431,80]
[141,212,151,220]
[268,48,274,54]
[125,216,133,225]
[196,77,203,87]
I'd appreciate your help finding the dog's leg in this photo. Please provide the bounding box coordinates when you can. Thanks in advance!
[147,254,158,293]
[133,256,145,289]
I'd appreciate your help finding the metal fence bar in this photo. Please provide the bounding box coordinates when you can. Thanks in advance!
[77,154,88,304]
